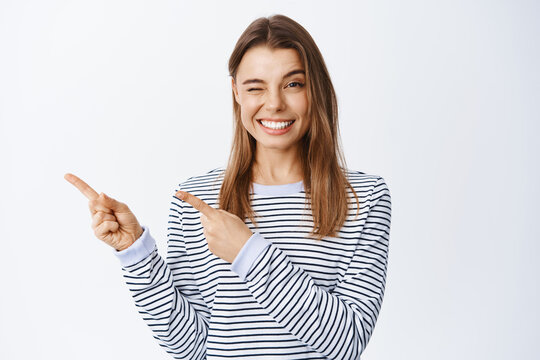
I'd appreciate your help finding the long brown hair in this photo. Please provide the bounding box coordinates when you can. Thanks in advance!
[219,14,359,240]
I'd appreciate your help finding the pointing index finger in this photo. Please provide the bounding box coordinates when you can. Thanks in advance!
[64,173,99,200]
[176,191,216,217]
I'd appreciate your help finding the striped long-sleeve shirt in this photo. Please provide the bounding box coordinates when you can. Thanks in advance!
[114,167,392,359]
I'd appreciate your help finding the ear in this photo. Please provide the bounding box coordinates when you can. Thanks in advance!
[231,77,240,104]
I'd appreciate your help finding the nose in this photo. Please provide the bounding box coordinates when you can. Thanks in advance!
[264,88,285,112]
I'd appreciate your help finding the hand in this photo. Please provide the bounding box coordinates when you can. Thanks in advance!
[176,190,253,263]
[64,173,144,251]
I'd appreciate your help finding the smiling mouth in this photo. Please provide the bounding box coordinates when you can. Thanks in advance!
[257,119,295,130]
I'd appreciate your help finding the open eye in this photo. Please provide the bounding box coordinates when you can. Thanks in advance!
[286,81,305,89]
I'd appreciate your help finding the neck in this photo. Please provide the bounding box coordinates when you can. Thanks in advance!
[252,145,303,185]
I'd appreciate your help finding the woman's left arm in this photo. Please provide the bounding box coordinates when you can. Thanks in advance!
[238,177,392,359]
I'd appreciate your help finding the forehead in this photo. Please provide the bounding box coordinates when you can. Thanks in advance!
[236,45,304,81]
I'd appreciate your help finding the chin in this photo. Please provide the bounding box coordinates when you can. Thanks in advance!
[257,140,298,152]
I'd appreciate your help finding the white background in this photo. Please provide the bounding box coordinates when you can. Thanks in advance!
[1,0,538,359]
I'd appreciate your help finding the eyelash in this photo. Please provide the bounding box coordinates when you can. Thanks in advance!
[287,81,305,88]
[247,82,305,92]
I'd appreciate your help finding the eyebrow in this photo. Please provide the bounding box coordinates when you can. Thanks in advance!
[241,69,305,85]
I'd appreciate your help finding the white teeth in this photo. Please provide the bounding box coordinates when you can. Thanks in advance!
[260,120,294,130]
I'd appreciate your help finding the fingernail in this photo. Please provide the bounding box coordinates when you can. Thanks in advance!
[176,191,185,200]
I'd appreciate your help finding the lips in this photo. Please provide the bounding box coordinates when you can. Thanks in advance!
[256,119,296,135]
[258,119,295,130]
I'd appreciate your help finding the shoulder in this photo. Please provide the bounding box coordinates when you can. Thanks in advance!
[344,168,391,200]
[344,168,387,188]
[167,167,225,215]
[174,166,226,194]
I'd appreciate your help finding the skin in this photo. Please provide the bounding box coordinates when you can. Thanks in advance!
[232,45,309,185]
[65,45,311,263]
[64,173,143,251]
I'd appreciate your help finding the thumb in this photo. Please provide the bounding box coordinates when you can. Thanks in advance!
[100,193,129,212]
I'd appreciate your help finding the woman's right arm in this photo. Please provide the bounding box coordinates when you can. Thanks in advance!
[117,221,209,359]
[64,174,209,359]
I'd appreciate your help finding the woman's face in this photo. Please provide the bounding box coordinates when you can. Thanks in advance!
[232,45,310,154]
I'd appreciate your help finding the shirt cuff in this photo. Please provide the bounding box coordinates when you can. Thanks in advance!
[231,232,271,281]
[113,225,156,267]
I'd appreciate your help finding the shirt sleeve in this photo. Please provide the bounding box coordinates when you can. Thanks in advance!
[113,225,155,267]
[231,232,272,280]
[237,176,392,360]
[116,188,209,360]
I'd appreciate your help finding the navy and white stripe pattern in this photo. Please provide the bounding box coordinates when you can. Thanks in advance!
[121,167,392,359]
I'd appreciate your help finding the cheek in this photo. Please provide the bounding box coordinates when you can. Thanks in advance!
[298,115,311,136]
[239,108,256,134]
[240,114,252,132]
[239,98,261,123]
[293,93,309,116]
[240,106,253,127]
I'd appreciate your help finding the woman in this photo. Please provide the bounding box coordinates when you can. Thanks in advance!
[65,14,392,360]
